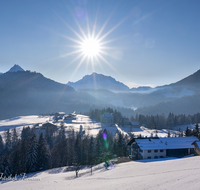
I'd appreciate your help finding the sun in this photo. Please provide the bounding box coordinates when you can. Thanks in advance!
[58,11,128,77]
[81,38,100,58]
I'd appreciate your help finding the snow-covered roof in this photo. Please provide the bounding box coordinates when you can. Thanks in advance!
[101,112,113,118]
[55,112,65,115]
[135,137,198,150]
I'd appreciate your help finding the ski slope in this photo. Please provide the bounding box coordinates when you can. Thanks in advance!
[1,156,200,190]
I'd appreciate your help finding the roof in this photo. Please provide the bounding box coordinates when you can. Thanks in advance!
[132,137,199,150]
[131,122,139,125]
[101,112,113,118]
[55,112,65,115]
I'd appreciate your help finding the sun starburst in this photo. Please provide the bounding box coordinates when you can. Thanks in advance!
[56,8,129,78]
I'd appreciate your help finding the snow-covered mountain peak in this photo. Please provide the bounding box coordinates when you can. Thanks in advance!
[67,72,130,91]
[7,64,25,72]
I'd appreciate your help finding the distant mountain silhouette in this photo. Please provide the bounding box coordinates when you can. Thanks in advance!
[0,71,106,119]
[7,64,25,72]
[130,86,153,91]
[170,69,200,87]
[67,72,130,91]
[1,67,200,119]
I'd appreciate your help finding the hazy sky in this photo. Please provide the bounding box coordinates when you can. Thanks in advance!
[1,0,200,88]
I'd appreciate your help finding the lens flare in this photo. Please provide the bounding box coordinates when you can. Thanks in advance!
[103,133,109,148]
[103,132,107,139]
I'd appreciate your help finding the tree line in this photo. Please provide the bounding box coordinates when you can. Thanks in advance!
[86,108,200,130]
[85,108,123,124]
[0,123,129,178]
[131,112,200,130]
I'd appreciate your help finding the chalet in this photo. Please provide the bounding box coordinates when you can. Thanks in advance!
[130,121,139,128]
[55,112,65,117]
[120,117,131,126]
[64,113,76,120]
[41,122,57,131]
[100,112,114,124]
[55,112,66,120]
[127,137,198,160]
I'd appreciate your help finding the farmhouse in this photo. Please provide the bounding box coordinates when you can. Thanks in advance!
[64,113,76,120]
[130,121,139,128]
[120,117,131,126]
[55,112,65,117]
[127,137,198,160]
[100,112,114,124]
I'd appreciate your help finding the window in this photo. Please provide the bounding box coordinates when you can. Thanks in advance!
[139,149,143,152]
[154,156,158,159]
[160,156,164,158]
[148,150,151,153]
[147,156,151,159]
[160,150,164,152]
[154,150,158,153]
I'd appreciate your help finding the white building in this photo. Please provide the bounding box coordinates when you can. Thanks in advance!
[100,112,114,124]
[128,137,198,160]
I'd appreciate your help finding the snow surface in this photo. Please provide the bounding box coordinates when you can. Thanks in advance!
[1,156,200,190]
[0,115,51,138]
[0,114,180,139]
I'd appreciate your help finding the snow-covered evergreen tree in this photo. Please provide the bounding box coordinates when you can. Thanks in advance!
[4,129,12,153]
[11,127,18,149]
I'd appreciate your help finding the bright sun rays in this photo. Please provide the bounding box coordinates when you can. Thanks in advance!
[57,8,128,78]
[81,37,100,58]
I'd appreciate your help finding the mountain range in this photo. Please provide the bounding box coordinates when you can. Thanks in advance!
[67,70,200,116]
[0,66,111,120]
[67,72,130,91]
[0,64,200,119]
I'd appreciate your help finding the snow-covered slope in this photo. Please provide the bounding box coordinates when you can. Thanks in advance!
[1,156,200,190]
[7,64,25,72]
[0,114,181,139]
[67,72,130,91]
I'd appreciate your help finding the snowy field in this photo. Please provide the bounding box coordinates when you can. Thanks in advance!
[1,156,200,190]
[0,114,186,139]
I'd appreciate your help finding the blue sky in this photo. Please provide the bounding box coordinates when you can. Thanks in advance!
[1,0,200,87]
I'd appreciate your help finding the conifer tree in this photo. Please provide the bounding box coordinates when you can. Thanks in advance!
[0,134,4,156]
[11,127,18,149]
[10,142,20,175]
[19,138,28,173]
[37,133,51,171]
[0,155,11,177]
[194,123,199,137]
[185,127,191,136]
[88,136,95,174]
[4,129,12,154]
[26,132,38,173]
[74,132,82,165]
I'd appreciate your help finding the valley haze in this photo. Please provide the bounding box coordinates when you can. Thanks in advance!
[0,64,200,119]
